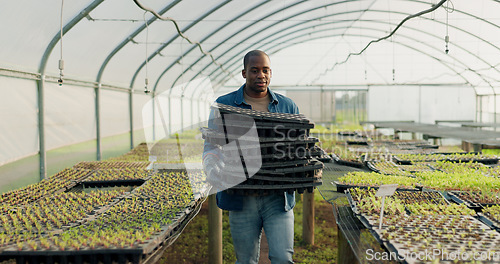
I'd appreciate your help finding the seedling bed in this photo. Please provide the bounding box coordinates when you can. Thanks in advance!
[333,181,420,193]
[395,190,449,205]
[366,161,413,177]
[371,221,500,264]
[393,152,499,165]
[73,161,151,170]
[0,249,143,264]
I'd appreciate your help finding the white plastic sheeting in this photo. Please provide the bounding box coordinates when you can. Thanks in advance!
[368,86,475,123]
[0,77,38,166]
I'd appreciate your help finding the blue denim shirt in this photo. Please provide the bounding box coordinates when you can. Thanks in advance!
[203,84,299,211]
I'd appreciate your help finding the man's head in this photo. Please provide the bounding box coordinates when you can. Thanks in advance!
[242,50,272,98]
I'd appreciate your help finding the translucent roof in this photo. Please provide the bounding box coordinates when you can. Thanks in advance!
[2,0,500,96]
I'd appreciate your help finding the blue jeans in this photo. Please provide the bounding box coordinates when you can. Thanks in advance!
[229,194,294,264]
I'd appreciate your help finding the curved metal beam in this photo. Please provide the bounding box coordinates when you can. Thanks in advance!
[129,0,232,91]
[206,8,500,93]
[152,0,271,96]
[96,0,181,84]
[217,28,473,92]
[95,0,181,150]
[169,0,355,93]
[211,20,491,94]
[37,0,104,179]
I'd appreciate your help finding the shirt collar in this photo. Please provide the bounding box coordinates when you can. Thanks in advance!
[234,84,279,106]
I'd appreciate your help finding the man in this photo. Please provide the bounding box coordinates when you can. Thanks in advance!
[203,50,299,264]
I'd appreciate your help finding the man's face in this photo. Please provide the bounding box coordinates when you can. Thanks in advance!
[242,54,272,97]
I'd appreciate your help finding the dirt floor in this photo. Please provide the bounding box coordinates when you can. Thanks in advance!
[159,195,338,264]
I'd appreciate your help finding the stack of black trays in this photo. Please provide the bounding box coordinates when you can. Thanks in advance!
[202,103,323,195]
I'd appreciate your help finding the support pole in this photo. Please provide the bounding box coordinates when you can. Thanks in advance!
[208,194,222,264]
[129,89,134,149]
[37,75,46,180]
[338,230,359,264]
[303,189,315,245]
[96,83,102,161]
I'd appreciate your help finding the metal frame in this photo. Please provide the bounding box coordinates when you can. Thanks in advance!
[36,0,104,180]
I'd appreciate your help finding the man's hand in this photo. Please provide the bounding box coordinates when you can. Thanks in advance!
[203,155,226,189]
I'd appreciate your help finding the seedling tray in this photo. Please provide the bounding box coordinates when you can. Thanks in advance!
[393,152,499,165]
[222,148,323,163]
[333,181,420,193]
[227,179,322,195]
[212,118,313,139]
[81,179,146,188]
[212,103,312,124]
[0,248,143,264]
[334,159,366,169]
[259,158,310,168]
[447,191,484,212]
[395,190,449,205]
[346,140,369,146]
[219,138,318,157]
[201,127,314,145]
[249,174,322,182]
[220,162,322,184]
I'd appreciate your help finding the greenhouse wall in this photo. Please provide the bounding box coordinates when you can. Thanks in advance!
[0,76,38,166]
[287,91,336,123]
[367,86,476,123]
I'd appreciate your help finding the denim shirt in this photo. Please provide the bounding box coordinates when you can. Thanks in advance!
[203,84,299,211]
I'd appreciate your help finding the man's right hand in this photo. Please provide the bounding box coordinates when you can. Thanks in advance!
[203,155,226,189]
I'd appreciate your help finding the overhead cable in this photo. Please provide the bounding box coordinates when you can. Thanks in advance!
[58,0,65,86]
[311,0,448,84]
[132,0,233,79]
[143,12,150,94]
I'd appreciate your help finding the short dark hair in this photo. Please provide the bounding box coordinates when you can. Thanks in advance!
[243,50,270,70]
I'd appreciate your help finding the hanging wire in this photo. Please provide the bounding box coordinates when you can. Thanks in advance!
[143,12,150,94]
[443,0,454,54]
[58,0,65,86]
[310,0,448,84]
[132,0,233,80]
[388,0,395,82]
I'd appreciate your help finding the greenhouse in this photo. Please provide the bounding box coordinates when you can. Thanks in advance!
[2,0,500,263]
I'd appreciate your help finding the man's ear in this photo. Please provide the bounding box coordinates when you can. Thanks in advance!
[242,69,246,79]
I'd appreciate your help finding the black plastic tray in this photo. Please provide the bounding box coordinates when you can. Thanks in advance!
[447,191,484,212]
[81,179,145,188]
[227,180,322,195]
[212,103,312,124]
[477,213,500,231]
[333,181,421,193]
